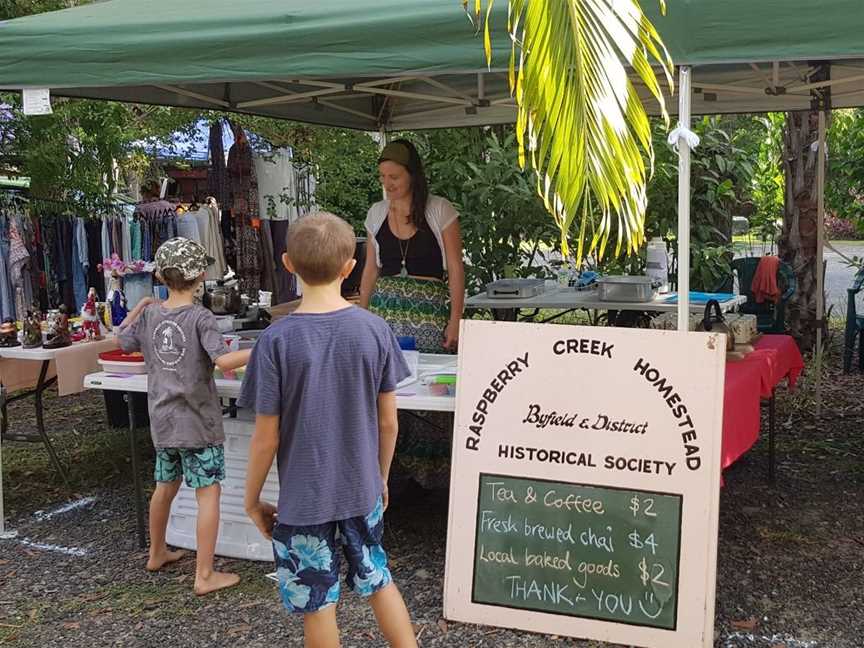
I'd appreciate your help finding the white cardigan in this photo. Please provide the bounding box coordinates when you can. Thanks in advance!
[364,195,459,271]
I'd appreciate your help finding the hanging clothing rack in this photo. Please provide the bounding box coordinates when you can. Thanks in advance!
[0,191,132,219]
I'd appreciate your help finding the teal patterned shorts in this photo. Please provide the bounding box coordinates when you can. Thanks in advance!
[154,445,225,489]
[272,497,391,614]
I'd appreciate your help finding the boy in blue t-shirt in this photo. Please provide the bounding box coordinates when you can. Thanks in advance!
[239,212,417,647]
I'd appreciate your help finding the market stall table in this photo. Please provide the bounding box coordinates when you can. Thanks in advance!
[465,287,747,322]
[84,340,803,557]
[0,338,118,483]
[83,354,457,549]
[723,335,804,482]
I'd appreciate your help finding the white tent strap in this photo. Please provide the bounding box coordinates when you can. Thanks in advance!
[810,140,829,156]
[667,124,700,152]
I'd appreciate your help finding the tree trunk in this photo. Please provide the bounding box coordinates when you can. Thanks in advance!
[779,109,822,350]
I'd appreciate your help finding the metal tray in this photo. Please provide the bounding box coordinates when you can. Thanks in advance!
[597,276,655,303]
[485,278,545,299]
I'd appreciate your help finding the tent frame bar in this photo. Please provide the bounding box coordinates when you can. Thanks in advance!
[787,73,864,93]
[352,84,473,107]
[418,76,477,103]
[238,87,345,109]
[153,85,230,107]
[229,72,491,116]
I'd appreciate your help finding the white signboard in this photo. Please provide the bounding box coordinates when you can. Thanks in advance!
[22,88,52,115]
[444,320,725,648]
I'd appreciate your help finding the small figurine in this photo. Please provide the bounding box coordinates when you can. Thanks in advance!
[44,306,72,349]
[22,310,42,349]
[81,287,103,341]
[97,301,112,332]
[107,274,128,327]
[0,318,21,347]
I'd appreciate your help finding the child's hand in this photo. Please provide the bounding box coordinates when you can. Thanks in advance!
[381,482,389,512]
[246,501,278,540]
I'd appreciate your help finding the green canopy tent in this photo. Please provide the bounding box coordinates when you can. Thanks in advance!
[0,0,860,538]
[1,0,864,126]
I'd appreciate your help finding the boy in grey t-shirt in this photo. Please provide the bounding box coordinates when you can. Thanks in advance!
[116,237,250,596]
[240,213,418,647]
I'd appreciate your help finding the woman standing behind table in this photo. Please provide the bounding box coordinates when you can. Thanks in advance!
[359,139,465,353]
[360,139,465,490]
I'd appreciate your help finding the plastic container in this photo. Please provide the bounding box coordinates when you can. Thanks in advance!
[597,276,655,303]
[397,336,417,351]
[98,350,147,374]
[646,237,669,293]
[166,412,279,561]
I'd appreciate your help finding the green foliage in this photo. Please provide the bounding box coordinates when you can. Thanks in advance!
[750,113,785,242]
[418,127,559,292]
[291,128,381,231]
[472,0,673,261]
[0,0,86,20]
[2,93,202,199]
[644,115,762,291]
[827,109,864,227]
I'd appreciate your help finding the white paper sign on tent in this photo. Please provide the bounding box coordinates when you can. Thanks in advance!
[444,320,725,648]
[22,88,52,115]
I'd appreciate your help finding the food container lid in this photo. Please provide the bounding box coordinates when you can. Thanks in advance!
[98,349,144,363]
[597,275,653,285]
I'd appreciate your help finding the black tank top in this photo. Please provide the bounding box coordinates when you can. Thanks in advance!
[376,218,444,280]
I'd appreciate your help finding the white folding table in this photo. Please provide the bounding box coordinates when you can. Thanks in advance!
[0,339,116,536]
[465,287,747,322]
[83,354,458,551]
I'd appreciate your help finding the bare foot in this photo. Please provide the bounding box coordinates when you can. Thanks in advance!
[146,548,187,571]
[194,571,240,596]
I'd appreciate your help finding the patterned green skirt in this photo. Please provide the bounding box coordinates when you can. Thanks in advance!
[369,276,451,354]
[370,275,454,489]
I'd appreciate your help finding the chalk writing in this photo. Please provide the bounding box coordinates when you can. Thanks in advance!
[472,474,682,630]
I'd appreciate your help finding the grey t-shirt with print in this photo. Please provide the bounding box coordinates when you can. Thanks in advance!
[117,303,227,449]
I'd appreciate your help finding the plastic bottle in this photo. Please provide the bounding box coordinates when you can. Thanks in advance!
[646,237,669,293]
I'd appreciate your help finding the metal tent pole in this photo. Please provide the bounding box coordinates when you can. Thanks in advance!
[815,110,826,415]
[677,67,693,332]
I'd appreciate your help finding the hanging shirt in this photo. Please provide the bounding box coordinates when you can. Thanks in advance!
[74,218,88,269]
[101,217,111,262]
[177,212,202,243]
[253,148,296,221]
[130,220,142,261]
[0,214,15,320]
[192,202,227,281]
[121,213,132,262]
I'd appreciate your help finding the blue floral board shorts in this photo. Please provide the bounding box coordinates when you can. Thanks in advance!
[272,497,392,614]
[154,445,225,489]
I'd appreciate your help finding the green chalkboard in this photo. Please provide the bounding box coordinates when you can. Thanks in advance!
[472,473,683,630]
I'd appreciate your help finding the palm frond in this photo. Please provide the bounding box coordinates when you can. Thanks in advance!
[467,0,673,261]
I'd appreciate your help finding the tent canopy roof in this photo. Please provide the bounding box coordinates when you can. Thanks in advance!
[1,0,864,128]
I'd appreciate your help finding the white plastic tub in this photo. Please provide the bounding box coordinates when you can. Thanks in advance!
[97,358,147,374]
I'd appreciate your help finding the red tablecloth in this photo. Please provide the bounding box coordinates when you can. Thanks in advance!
[721,335,805,470]
[748,334,805,392]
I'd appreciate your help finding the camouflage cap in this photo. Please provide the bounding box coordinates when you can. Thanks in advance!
[154,237,214,280]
